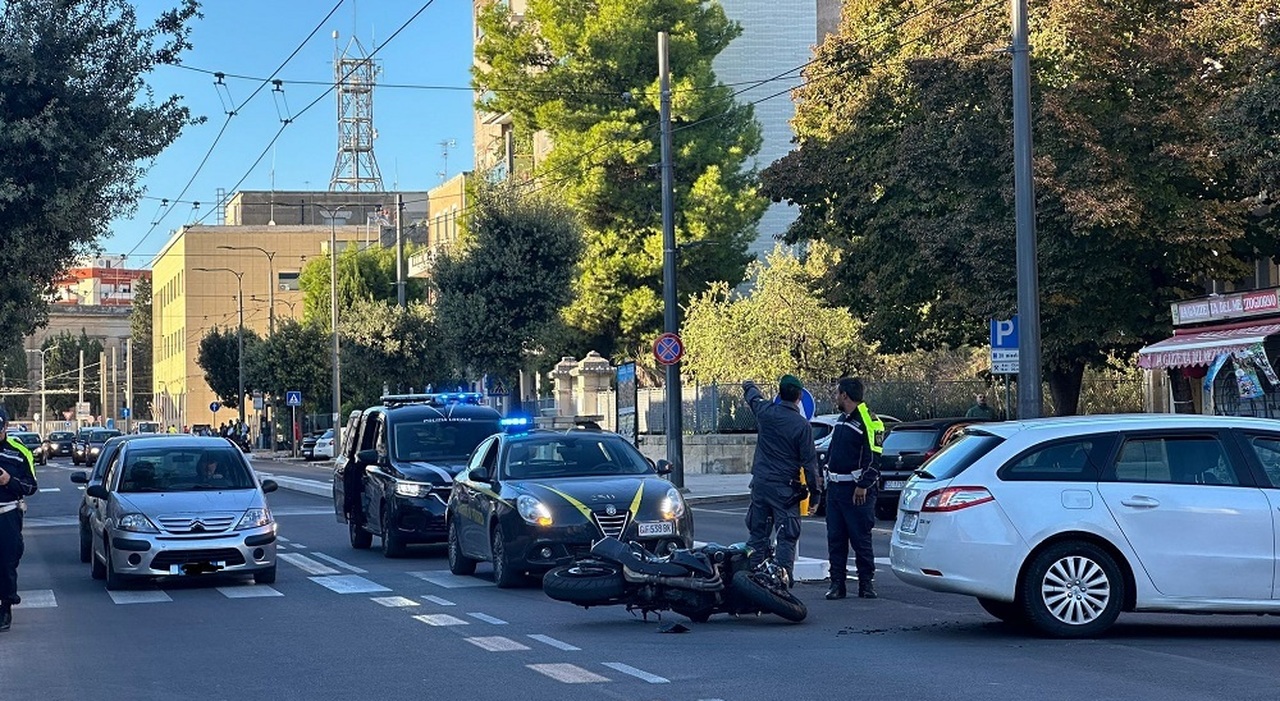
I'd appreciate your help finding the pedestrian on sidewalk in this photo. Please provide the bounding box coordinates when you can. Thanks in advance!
[824,377,884,600]
[742,376,821,587]
[966,394,997,420]
[0,408,38,631]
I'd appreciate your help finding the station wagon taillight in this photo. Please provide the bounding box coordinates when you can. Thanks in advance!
[921,486,994,512]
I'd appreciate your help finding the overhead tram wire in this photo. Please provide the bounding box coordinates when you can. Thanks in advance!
[123,0,347,262]
[190,0,439,227]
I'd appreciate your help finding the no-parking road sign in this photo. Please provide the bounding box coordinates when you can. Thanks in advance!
[653,333,684,366]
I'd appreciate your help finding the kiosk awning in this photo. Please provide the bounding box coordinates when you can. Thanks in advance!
[1137,323,1280,369]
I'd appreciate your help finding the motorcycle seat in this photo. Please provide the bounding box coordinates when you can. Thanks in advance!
[590,537,700,577]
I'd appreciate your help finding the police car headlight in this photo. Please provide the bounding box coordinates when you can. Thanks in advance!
[236,507,274,530]
[660,487,685,520]
[117,513,160,534]
[517,495,553,527]
[395,481,429,498]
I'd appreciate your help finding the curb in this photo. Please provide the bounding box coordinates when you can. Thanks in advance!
[684,492,750,506]
[259,472,331,499]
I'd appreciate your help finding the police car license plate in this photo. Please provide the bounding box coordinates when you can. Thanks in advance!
[900,513,919,535]
[637,521,674,537]
[884,480,908,491]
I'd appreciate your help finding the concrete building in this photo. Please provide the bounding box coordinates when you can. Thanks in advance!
[52,256,150,307]
[407,172,471,280]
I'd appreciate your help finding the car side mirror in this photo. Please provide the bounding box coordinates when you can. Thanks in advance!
[470,467,490,483]
[70,471,89,484]
[655,459,674,476]
[261,479,278,494]
[356,449,380,465]
[86,485,109,500]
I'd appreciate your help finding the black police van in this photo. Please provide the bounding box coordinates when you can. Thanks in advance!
[333,393,503,557]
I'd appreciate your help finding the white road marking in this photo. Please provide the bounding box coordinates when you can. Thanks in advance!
[279,553,339,576]
[409,571,493,588]
[277,536,291,543]
[108,590,173,605]
[25,517,79,528]
[527,664,610,684]
[77,486,85,490]
[371,596,420,608]
[528,634,580,651]
[217,585,283,599]
[292,543,309,550]
[38,487,60,493]
[465,636,530,652]
[467,612,508,625]
[309,575,390,594]
[414,613,469,627]
[421,595,456,606]
[270,507,337,517]
[310,551,367,574]
[602,662,669,684]
[14,589,57,608]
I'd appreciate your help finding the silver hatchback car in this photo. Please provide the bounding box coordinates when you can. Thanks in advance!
[72,436,279,589]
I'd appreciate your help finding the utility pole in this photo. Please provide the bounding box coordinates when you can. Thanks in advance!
[99,351,107,425]
[78,349,84,407]
[658,31,684,489]
[111,345,118,425]
[395,193,406,307]
[1011,0,1043,418]
[125,338,133,434]
[319,205,351,432]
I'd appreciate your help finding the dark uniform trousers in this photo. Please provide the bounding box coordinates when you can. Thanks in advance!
[0,509,23,605]
[745,482,802,571]
[825,481,876,585]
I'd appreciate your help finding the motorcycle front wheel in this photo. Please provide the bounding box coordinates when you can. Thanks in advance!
[542,563,626,604]
[729,570,807,623]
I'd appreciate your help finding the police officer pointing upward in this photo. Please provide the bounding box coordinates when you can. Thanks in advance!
[825,377,884,600]
[742,376,821,587]
[0,407,38,632]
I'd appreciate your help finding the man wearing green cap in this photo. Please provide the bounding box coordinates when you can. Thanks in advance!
[742,375,820,584]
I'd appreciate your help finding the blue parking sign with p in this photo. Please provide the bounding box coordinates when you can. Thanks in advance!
[990,316,1019,349]
[286,391,302,407]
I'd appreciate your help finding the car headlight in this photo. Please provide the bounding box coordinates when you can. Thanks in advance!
[394,481,430,498]
[236,507,274,530]
[516,495,553,526]
[660,487,686,520]
[117,513,159,533]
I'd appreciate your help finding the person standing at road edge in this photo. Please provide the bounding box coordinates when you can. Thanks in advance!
[825,377,883,600]
[742,376,821,586]
[966,394,997,420]
[0,408,38,632]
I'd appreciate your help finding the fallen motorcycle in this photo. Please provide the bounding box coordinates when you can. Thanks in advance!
[542,537,807,623]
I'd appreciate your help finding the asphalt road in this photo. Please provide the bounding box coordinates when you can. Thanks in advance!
[4,455,1280,701]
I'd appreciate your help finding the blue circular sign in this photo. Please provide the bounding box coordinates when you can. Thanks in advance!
[210,401,221,413]
[773,388,815,420]
[653,333,684,366]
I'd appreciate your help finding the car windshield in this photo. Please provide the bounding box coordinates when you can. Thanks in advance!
[810,422,834,442]
[91,430,121,442]
[503,435,653,479]
[50,432,73,441]
[918,432,1004,480]
[15,434,40,446]
[393,420,500,462]
[117,447,255,492]
[883,428,939,454]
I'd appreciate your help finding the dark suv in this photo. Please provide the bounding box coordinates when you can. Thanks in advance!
[877,417,989,519]
[333,393,503,558]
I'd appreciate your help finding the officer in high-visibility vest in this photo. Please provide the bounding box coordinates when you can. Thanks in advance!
[824,377,884,600]
[0,407,38,631]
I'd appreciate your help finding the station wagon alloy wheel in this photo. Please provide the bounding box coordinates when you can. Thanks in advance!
[1020,541,1123,638]
[1041,555,1111,626]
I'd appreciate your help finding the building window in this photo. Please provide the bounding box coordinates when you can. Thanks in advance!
[277,271,301,291]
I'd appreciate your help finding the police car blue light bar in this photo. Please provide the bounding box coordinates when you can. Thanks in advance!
[499,417,530,427]
[381,392,486,406]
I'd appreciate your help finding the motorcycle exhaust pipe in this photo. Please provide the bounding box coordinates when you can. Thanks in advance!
[622,566,722,591]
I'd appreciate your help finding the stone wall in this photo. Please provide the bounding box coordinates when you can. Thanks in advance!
[636,433,757,475]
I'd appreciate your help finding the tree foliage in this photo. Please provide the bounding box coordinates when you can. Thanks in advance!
[339,300,454,411]
[760,0,1280,414]
[41,331,104,415]
[682,244,880,384]
[0,342,29,417]
[474,0,766,357]
[245,319,329,415]
[299,245,427,329]
[130,276,153,417]
[196,326,259,410]
[433,185,582,389]
[0,0,200,341]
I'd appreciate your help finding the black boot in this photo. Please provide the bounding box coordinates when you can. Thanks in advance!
[825,581,847,600]
[858,580,877,599]
[0,605,11,632]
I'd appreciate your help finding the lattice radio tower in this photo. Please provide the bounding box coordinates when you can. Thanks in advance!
[329,31,384,192]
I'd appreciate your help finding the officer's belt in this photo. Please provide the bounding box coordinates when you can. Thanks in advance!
[827,471,862,482]
[0,501,23,515]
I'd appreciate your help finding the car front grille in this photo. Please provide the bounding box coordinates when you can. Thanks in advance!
[592,511,630,539]
[150,548,246,569]
[157,514,237,534]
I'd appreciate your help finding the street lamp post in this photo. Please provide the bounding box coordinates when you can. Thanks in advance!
[318,206,352,432]
[26,346,57,437]
[218,245,277,335]
[194,267,246,425]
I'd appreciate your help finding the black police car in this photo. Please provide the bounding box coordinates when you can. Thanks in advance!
[333,393,503,558]
[445,427,693,588]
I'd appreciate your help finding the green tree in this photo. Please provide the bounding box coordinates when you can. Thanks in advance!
[0,0,200,340]
[760,0,1280,414]
[130,276,153,418]
[299,245,427,329]
[42,331,104,415]
[474,0,766,357]
[339,300,454,411]
[196,326,259,410]
[682,244,880,384]
[1216,13,1280,200]
[0,342,29,417]
[245,319,329,417]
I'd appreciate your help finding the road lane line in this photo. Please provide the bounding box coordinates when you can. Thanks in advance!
[38,487,60,493]
[309,575,390,594]
[14,590,57,608]
[310,551,367,574]
[409,571,493,588]
[108,590,172,605]
[602,663,669,684]
[292,543,309,550]
[527,664,610,684]
[218,585,284,599]
[414,613,469,626]
[528,634,580,651]
[371,596,420,607]
[279,552,339,576]
[421,595,456,606]
[465,636,530,652]
[466,612,508,625]
[277,536,291,543]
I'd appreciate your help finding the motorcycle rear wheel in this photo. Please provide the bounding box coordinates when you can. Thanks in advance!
[729,570,807,623]
[542,563,626,604]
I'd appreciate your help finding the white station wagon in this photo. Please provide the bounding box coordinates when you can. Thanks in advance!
[890,414,1280,637]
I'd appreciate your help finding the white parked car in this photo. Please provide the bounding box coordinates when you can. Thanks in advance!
[890,414,1280,637]
[313,429,335,460]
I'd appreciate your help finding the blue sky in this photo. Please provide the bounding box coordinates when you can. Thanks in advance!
[111,0,475,264]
